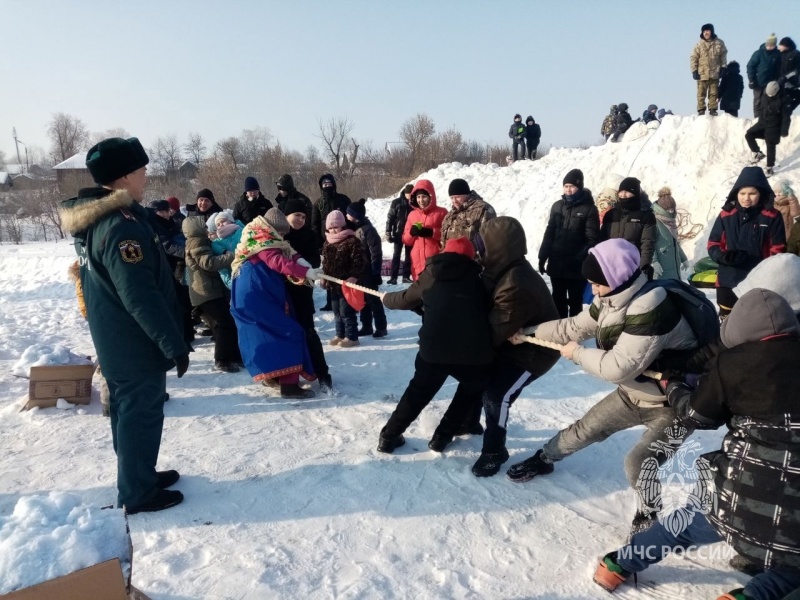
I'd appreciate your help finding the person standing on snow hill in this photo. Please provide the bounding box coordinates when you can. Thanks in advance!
[274,174,313,223]
[376,237,495,455]
[746,81,787,176]
[601,105,619,141]
[651,188,688,281]
[524,116,541,159]
[440,178,497,250]
[232,177,273,226]
[641,105,659,124]
[230,210,323,399]
[508,114,526,161]
[690,23,728,116]
[707,166,786,317]
[747,34,781,117]
[719,60,744,117]
[593,288,800,600]
[609,103,632,142]
[778,37,800,136]
[538,168,600,318]
[471,217,560,477]
[506,239,701,534]
[384,183,414,285]
[59,137,190,514]
[600,177,657,278]
[402,180,447,280]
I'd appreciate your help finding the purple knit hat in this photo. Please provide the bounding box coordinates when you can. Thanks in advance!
[586,239,641,289]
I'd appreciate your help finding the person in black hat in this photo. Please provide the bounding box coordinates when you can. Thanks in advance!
[524,116,541,159]
[690,23,728,115]
[231,176,273,225]
[385,184,414,284]
[600,177,657,278]
[440,178,496,249]
[186,188,223,222]
[59,137,190,514]
[539,168,600,317]
[311,173,351,310]
[609,103,633,142]
[273,174,313,222]
[508,114,526,162]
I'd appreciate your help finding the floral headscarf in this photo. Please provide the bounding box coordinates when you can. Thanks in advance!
[231,216,296,278]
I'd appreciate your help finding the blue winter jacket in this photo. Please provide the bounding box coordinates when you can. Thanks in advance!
[747,44,781,88]
[211,220,244,289]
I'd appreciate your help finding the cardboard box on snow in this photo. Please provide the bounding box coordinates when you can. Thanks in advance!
[24,363,95,410]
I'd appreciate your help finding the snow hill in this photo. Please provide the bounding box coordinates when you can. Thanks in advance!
[0,115,796,599]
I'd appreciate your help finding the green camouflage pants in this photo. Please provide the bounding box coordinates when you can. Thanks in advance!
[697,79,719,112]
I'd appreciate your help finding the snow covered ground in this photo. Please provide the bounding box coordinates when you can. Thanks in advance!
[1,115,797,598]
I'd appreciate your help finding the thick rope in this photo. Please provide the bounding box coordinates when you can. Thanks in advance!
[520,335,663,380]
[318,273,384,297]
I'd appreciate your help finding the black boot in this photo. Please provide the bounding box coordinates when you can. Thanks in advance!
[428,434,453,452]
[387,278,397,285]
[471,449,510,477]
[505,449,554,482]
[126,489,184,514]
[281,384,315,399]
[357,325,374,336]
[214,361,240,373]
[318,374,333,393]
[372,329,388,338]
[377,427,405,453]
[156,470,180,489]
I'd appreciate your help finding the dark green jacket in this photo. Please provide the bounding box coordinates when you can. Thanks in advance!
[60,188,188,380]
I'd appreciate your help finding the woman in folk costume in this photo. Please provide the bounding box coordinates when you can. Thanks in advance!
[230,209,323,399]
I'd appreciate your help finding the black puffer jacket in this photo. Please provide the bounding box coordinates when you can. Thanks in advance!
[274,176,313,222]
[524,117,541,147]
[352,217,383,283]
[285,226,321,320]
[719,61,744,112]
[538,188,600,279]
[148,210,185,280]
[311,174,351,248]
[480,217,560,376]
[232,192,273,225]
[385,194,412,242]
[383,252,494,366]
[600,195,657,267]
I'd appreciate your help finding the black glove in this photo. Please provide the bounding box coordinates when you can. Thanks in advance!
[692,71,700,81]
[416,227,434,238]
[664,377,690,405]
[538,261,546,275]
[748,81,755,90]
[174,353,190,378]
[720,249,747,266]
[641,264,655,280]
[408,227,420,237]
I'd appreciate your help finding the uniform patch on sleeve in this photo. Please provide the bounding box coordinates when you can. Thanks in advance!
[118,240,144,263]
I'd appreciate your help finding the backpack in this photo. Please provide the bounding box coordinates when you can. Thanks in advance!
[632,279,720,345]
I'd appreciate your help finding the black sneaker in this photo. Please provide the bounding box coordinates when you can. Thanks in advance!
[156,470,180,489]
[214,361,240,373]
[387,278,398,285]
[318,374,333,393]
[401,277,413,284]
[506,450,554,482]
[471,449,510,477]
[373,329,388,338]
[377,427,405,453]
[357,326,374,336]
[280,384,315,399]
[453,422,484,436]
[428,434,453,452]
[126,489,184,515]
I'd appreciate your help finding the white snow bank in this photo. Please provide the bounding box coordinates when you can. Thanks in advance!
[0,493,131,594]
[11,343,93,377]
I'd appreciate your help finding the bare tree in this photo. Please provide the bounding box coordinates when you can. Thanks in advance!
[184,132,206,164]
[215,137,243,173]
[240,127,272,168]
[399,113,436,175]
[305,144,322,166]
[47,113,90,163]
[89,128,130,147]
[316,117,354,179]
[149,135,183,176]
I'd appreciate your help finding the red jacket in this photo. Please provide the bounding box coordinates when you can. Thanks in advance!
[402,180,447,279]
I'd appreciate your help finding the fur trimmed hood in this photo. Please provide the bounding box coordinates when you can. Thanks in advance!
[59,188,136,234]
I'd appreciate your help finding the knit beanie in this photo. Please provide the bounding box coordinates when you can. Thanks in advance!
[85,137,149,185]
[656,187,676,211]
[166,196,180,212]
[443,237,475,259]
[326,209,345,230]
[581,253,608,286]
[562,169,584,189]
[448,178,471,196]
[244,176,260,192]
[283,198,307,216]
[647,104,657,112]
[148,199,171,212]
[213,209,235,228]
[779,37,796,51]
[265,207,290,236]
[766,81,780,97]
[767,33,778,47]
[346,202,366,221]
[196,188,216,203]
[618,177,641,198]
[585,238,641,290]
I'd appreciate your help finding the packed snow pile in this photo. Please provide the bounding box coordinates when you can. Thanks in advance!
[11,343,93,377]
[366,114,800,262]
[0,493,131,594]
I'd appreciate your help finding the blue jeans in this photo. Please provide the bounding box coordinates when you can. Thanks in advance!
[330,288,357,340]
[617,515,800,600]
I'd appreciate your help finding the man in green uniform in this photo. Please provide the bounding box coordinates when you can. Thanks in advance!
[59,137,191,514]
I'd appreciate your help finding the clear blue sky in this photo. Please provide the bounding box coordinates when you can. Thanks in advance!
[2,0,798,163]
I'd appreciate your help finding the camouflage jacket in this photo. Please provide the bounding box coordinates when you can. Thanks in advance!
[690,37,728,80]
[440,193,497,248]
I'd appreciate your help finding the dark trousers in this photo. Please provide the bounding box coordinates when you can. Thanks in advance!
[331,288,358,340]
[511,139,525,161]
[107,372,167,508]
[200,297,241,362]
[723,108,739,117]
[746,123,777,167]
[525,143,538,159]
[551,277,587,318]
[293,302,329,377]
[360,288,387,332]
[753,87,765,117]
[384,353,490,438]
[716,286,738,317]
[482,360,539,453]
[174,281,194,344]
[390,241,412,279]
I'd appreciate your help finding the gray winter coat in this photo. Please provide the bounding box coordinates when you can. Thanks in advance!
[652,204,688,281]
[182,216,234,306]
